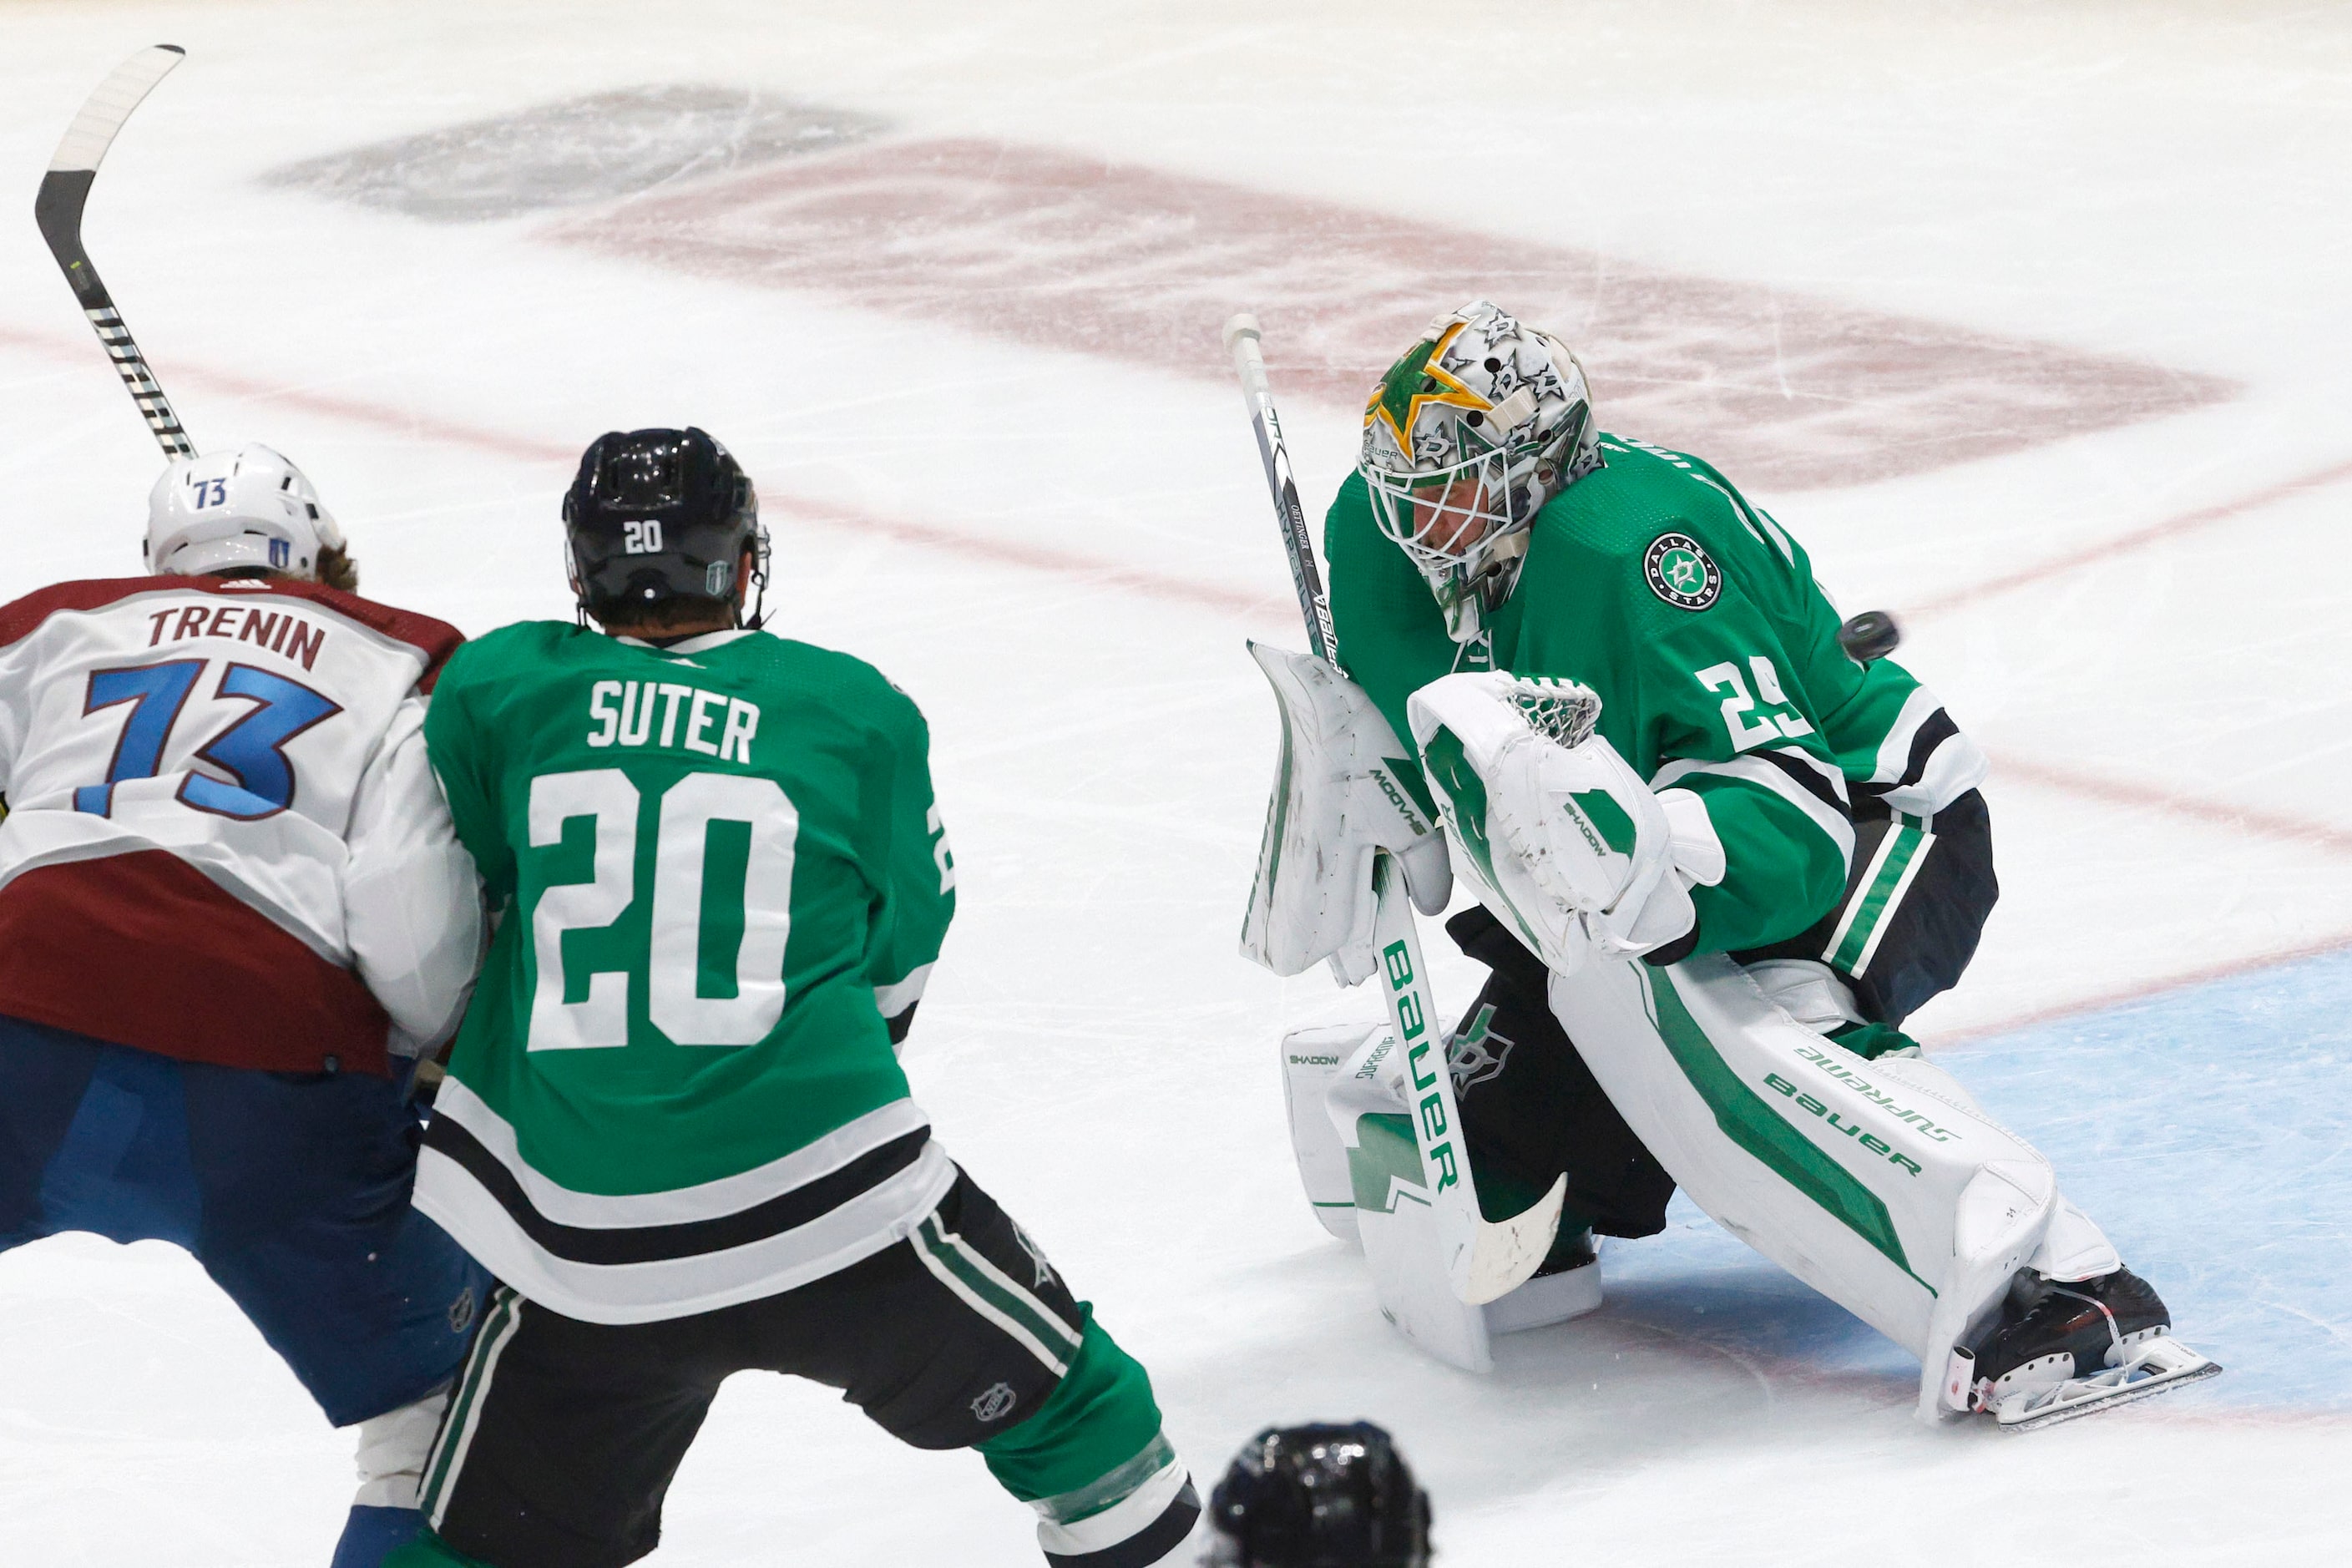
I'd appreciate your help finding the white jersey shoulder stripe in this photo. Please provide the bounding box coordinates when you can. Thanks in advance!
[1652,751,1857,870]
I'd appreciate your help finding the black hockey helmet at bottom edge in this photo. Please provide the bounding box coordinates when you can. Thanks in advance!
[1205,1421,1432,1566]
[563,426,768,622]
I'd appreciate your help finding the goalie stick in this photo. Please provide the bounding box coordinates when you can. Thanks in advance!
[1225,313,1561,1313]
[34,44,195,459]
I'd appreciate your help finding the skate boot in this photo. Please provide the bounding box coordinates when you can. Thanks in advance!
[1952,1267,2221,1431]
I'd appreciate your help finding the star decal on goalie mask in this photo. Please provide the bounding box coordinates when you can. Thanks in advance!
[1366,318,1494,460]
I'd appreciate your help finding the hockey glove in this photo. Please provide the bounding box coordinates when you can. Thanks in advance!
[1408,672,1694,977]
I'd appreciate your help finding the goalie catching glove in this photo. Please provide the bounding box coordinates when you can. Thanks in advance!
[1408,671,1711,976]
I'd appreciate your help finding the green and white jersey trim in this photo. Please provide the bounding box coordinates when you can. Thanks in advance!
[1653,748,1857,869]
[413,1085,956,1325]
[427,1081,930,1225]
[1865,685,1990,817]
[874,961,933,1020]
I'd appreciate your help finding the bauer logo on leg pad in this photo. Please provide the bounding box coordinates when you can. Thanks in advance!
[1762,1073,1926,1176]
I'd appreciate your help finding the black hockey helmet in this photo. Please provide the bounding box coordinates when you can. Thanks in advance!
[563,427,768,626]
[1206,1422,1431,1566]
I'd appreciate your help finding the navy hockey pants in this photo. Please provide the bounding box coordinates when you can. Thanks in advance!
[0,1013,490,1427]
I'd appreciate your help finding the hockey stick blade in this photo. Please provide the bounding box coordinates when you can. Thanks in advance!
[34,44,194,458]
[1995,1336,2223,1434]
[1462,1171,1567,1306]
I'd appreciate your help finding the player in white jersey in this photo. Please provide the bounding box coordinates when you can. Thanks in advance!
[0,445,492,1568]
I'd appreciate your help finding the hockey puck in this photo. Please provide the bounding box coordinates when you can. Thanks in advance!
[1838,609,1901,664]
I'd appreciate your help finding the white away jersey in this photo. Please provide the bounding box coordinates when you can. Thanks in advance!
[0,575,482,1075]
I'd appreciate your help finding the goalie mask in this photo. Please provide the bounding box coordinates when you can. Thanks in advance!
[564,427,769,627]
[1206,1421,1431,1567]
[144,443,346,582]
[1358,301,1601,642]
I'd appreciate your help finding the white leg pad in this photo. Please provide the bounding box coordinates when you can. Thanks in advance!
[1325,1026,1493,1372]
[1279,1024,1379,1243]
[1867,1049,2119,1279]
[352,1387,450,1509]
[1544,954,2099,1424]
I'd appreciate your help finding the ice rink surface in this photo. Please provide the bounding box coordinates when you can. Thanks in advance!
[3,1,2349,1560]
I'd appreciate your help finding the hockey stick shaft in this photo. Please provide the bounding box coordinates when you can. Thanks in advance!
[1225,312,1561,1308]
[1224,313,1338,667]
[34,45,193,459]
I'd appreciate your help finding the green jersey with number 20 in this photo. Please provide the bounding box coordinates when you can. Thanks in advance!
[1328,434,1985,959]
[412,622,958,1324]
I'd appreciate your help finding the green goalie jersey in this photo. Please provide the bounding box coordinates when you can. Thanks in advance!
[1328,434,1985,959]
[412,622,957,1325]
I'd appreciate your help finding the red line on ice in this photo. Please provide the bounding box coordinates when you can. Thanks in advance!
[1941,926,2352,1044]
[1904,455,2352,623]
[8,321,2340,1034]
[1987,750,2352,858]
[0,324,1271,621]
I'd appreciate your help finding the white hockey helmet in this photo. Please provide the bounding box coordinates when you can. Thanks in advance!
[144,443,346,580]
[1359,301,1602,642]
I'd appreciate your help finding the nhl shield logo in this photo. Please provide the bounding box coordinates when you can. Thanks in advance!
[1644,533,1720,609]
[972,1382,1019,1424]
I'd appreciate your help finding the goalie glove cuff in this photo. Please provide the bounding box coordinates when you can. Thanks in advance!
[1407,672,1693,975]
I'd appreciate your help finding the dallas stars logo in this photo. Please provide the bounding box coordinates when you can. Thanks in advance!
[1446,1003,1517,1093]
[1013,1224,1058,1290]
[1644,532,1721,609]
[1366,319,1493,460]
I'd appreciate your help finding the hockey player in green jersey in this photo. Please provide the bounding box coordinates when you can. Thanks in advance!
[1258,302,2213,1427]
[387,429,1198,1567]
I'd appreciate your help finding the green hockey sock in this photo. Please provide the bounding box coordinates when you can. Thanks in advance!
[978,1313,1169,1508]
[1828,1019,1921,1060]
[381,1529,494,1568]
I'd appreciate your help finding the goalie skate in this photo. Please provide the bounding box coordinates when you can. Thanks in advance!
[1986,1335,2222,1433]
[1944,1267,2222,1432]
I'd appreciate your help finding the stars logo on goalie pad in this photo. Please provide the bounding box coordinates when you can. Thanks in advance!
[1645,532,1721,609]
[1446,1003,1517,1093]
